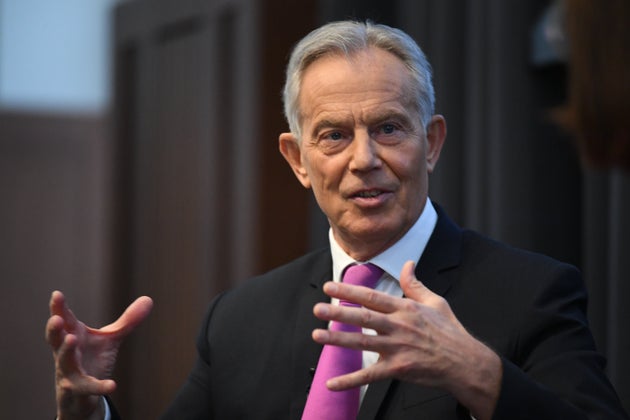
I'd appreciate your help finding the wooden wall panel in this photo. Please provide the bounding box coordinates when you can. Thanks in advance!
[0,111,109,420]
[111,0,316,417]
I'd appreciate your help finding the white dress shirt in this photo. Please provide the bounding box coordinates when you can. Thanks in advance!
[328,198,438,400]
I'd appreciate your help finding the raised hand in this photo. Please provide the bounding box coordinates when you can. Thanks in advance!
[311,261,501,420]
[45,291,153,420]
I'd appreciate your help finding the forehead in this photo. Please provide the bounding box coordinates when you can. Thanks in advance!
[298,48,416,122]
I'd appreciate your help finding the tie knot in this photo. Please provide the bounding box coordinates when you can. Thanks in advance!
[342,263,383,289]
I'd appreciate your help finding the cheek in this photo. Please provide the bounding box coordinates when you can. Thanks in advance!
[389,153,426,182]
[308,157,345,188]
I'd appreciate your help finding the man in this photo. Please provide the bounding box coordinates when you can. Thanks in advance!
[46,20,628,419]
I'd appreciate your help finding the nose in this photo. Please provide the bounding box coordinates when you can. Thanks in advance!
[349,130,381,172]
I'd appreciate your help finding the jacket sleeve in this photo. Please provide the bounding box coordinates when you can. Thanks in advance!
[491,264,628,420]
[159,293,227,420]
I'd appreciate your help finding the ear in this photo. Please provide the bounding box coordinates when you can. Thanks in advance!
[425,115,446,173]
[279,132,311,189]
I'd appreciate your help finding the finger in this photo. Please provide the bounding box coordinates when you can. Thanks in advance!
[313,302,393,333]
[49,290,79,331]
[58,372,118,396]
[56,336,117,395]
[312,327,391,353]
[85,378,117,395]
[322,282,398,313]
[56,334,83,376]
[326,364,388,391]
[98,296,153,336]
[49,290,64,315]
[46,314,67,350]
[399,260,433,302]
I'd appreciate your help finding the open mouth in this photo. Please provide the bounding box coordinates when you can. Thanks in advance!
[353,190,384,198]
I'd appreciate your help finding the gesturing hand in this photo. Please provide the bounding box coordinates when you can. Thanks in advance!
[311,261,501,420]
[45,291,153,420]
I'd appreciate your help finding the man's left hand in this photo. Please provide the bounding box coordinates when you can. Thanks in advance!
[311,260,502,420]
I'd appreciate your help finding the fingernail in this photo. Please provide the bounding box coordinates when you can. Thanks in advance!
[325,282,338,293]
[313,329,329,341]
[315,303,329,316]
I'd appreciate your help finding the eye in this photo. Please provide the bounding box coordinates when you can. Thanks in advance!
[325,131,344,141]
[381,123,397,134]
[314,128,351,154]
[375,123,400,136]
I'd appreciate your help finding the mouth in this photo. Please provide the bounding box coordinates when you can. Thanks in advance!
[352,189,385,198]
[346,187,392,209]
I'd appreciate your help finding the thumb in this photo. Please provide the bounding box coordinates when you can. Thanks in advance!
[99,296,154,336]
[399,260,432,302]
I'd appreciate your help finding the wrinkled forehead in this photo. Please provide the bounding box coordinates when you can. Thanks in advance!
[297,48,421,124]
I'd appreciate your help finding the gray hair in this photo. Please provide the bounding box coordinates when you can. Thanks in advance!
[282,20,435,140]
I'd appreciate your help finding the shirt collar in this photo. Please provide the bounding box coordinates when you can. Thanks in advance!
[329,198,438,283]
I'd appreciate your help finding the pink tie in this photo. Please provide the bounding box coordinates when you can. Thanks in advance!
[302,263,383,420]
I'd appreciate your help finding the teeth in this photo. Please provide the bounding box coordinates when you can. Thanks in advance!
[357,190,381,198]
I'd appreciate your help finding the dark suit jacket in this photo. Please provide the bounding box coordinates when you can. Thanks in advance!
[155,208,627,419]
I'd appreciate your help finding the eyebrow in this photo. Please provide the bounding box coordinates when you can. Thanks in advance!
[310,117,352,138]
[364,108,417,132]
[367,109,409,124]
[309,107,416,138]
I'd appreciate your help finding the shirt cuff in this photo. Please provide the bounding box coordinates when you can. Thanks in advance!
[103,396,112,420]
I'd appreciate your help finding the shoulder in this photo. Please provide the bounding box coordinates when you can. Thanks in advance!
[195,247,331,354]
[237,246,331,292]
[203,247,331,317]
[454,229,587,339]
[432,204,580,287]
[460,228,580,283]
[431,207,586,323]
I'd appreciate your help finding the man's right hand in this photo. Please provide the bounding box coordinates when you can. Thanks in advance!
[45,291,153,420]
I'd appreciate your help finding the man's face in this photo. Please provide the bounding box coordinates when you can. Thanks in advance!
[280,47,445,260]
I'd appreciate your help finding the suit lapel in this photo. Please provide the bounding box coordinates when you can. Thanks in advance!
[358,378,395,419]
[289,250,332,419]
[415,205,462,296]
[358,206,463,419]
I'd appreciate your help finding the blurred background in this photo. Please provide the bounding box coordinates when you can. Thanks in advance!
[1,0,628,418]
